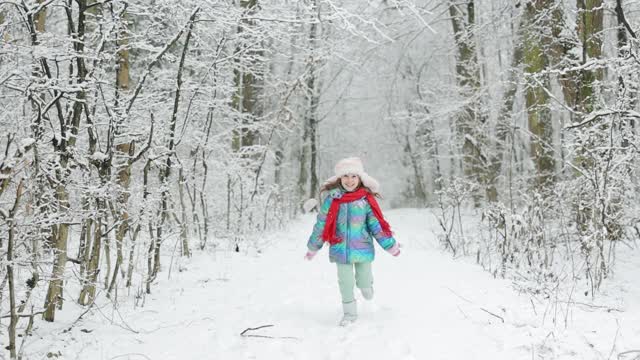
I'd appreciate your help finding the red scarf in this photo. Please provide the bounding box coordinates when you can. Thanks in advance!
[321,188,393,245]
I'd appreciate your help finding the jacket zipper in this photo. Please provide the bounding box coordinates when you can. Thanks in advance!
[345,202,350,263]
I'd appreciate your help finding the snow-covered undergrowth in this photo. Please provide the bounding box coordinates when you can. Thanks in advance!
[9,209,640,360]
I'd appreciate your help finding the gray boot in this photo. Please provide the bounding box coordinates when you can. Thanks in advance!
[339,301,357,326]
[360,287,374,300]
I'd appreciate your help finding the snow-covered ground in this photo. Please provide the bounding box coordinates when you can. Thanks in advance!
[19,209,640,359]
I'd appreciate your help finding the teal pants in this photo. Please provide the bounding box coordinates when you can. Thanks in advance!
[336,262,373,303]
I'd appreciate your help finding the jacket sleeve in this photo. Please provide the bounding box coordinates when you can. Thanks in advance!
[307,196,332,251]
[365,203,396,251]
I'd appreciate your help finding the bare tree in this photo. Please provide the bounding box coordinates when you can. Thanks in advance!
[448,0,489,205]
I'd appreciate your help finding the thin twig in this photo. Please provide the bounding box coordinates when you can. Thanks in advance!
[241,324,273,336]
[110,353,152,360]
[480,307,505,323]
[456,305,468,320]
[608,319,620,360]
[617,350,640,360]
[0,311,44,319]
[87,293,140,334]
[17,306,37,358]
[446,287,473,303]
[240,324,299,340]
[558,300,623,313]
[530,298,537,316]
[63,291,100,333]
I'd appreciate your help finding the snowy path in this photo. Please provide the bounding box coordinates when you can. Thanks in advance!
[34,209,639,360]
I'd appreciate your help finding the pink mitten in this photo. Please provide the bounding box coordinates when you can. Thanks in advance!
[388,242,401,257]
[304,250,317,261]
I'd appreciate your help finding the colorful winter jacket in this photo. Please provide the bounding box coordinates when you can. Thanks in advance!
[307,188,397,264]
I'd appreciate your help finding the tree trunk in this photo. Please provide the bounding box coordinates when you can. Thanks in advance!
[615,0,637,103]
[43,184,69,321]
[37,8,74,314]
[406,134,427,205]
[34,0,46,33]
[298,121,310,201]
[108,143,133,297]
[109,5,133,298]
[614,0,638,148]
[574,0,603,114]
[0,8,9,44]
[150,8,199,287]
[522,1,557,191]
[448,0,488,205]
[306,0,320,197]
[6,180,24,359]
[7,224,17,359]
[415,63,443,198]
[197,111,214,250]
[232,0,261,153]
[178,167,190,257]
[188,149,204,247]
[78,215,102,305]
[127,158,151,288]
[486,12,525,202]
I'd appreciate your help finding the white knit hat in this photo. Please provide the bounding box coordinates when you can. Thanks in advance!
[323,157,380,193]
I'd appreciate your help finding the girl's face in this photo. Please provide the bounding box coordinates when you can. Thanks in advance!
[340,174,360,192]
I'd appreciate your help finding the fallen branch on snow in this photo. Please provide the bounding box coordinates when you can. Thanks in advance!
[240,325,299,340]
[480,307,504,323]
[559,300,623,313]
[618,350,640,360]
[447,287,505,323]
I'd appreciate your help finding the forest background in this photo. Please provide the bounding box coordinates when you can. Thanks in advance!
[1,0,639,358]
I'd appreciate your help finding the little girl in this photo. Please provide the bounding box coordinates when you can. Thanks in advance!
[304,157,400,326]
